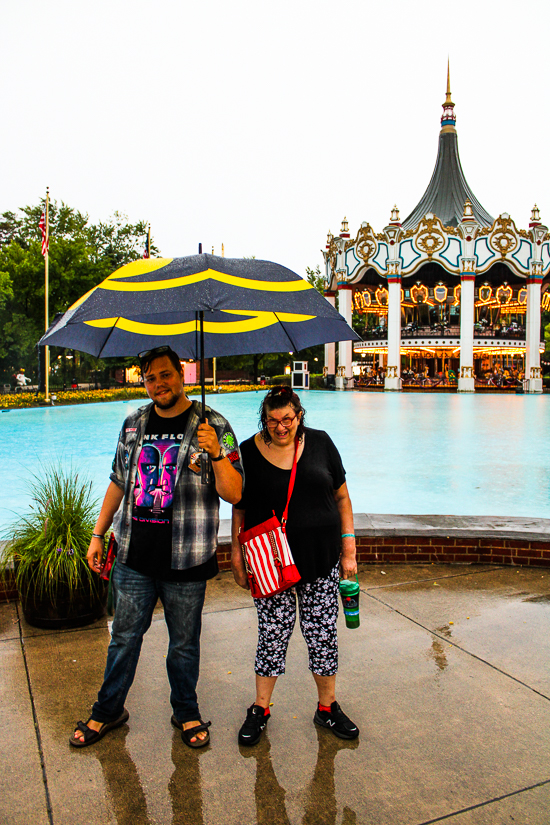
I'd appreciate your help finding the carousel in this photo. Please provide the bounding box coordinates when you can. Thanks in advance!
[322,67,549,392]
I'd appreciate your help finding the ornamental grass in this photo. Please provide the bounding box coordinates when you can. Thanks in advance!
[1,465,100,603]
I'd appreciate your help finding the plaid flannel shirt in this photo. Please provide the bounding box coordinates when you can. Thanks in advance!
[110,400,243,570]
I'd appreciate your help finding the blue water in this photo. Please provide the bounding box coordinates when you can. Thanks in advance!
[1,391,548,528]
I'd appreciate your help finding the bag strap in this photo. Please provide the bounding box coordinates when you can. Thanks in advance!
[281,436,300,526]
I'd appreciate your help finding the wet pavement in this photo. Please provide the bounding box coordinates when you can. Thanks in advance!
[1,563,549,825]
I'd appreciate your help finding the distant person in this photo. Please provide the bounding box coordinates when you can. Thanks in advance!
[69,346,243,750]
[15,369,31,391]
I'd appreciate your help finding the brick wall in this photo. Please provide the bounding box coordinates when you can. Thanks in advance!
[217,537,550,570]
[3,536,548,603]
[354,536,550,567]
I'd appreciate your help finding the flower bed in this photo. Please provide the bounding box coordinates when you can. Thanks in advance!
[0,384,267,409]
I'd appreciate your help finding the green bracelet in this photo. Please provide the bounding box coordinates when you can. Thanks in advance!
[341,533,355,538]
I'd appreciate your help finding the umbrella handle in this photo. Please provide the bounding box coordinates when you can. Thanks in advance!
[201,452,211,485]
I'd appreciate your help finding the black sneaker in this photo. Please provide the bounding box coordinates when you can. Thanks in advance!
[238,704,270,746]
[313,701,359,740]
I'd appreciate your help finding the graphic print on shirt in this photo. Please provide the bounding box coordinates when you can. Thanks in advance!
[133,434,182,523]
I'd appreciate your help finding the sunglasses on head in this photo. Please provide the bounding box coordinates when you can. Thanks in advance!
[138,345,172,361]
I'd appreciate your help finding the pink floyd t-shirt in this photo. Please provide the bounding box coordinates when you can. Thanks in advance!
[125,406,218,581]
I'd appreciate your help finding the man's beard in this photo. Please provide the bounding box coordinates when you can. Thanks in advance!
[155,390,181,409]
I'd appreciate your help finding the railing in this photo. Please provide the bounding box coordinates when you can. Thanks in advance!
[472,326,526,340]
[401,325,460,339]
[360,325,527,341]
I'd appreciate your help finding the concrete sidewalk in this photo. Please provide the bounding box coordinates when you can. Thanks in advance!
[1,563,549,825]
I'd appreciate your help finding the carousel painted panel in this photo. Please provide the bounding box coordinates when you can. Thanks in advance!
[474,237,497,271]
[345,246,362,279]
[541,242,550,273]
[399,239,421,271]
[372,242,389,272]
[511,239,532,272]
[438,236,462,270]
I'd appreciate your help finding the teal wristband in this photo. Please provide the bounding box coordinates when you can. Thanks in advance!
[341,533,355,538]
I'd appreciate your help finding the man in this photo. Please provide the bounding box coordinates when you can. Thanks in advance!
[70,346,243,749]
[15,369,31,391]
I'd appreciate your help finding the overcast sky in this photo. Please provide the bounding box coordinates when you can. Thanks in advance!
[3,0,549,277]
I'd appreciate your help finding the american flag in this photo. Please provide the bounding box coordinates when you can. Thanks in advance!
[39,211,49,257]
[143,229,150,259]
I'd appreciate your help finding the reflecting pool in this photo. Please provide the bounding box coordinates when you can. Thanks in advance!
[1,390,548,526]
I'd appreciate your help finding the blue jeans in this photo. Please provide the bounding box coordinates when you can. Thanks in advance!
[92,562,207,724]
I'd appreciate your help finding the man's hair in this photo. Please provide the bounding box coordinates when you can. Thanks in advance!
[258,385,306,444]
[140,346,183,377]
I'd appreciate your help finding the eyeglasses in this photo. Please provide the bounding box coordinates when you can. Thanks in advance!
[138,345,171,360]
[266,414,298,430]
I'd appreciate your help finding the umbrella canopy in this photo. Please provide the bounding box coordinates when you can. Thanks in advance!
[39,254,359,358]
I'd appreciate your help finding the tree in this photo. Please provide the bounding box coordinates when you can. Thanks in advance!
[0,199,158,384]
[305,264,325,294]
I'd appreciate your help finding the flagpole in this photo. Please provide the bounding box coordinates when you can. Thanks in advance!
[45,188,50,403]
[213,243,224,391]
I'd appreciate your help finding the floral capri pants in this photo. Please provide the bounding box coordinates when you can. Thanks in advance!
[253,564,339,677]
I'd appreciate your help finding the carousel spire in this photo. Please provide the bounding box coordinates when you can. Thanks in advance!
[402,61,493,230]
[440,59,456,134]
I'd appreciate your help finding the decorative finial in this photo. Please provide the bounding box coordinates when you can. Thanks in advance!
[530,204,541,226]
[462,199,474,220]
[326,230,333,248]
[445,58,452,104]
[440,59,456,134]
[340,217,349,237]
[390,205,401,225]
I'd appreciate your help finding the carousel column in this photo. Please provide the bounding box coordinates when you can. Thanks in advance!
[336,284,354,390]
[323,291,336,382]
[385,263,402,390]
[458,260,476,392]
[525,264,543,393]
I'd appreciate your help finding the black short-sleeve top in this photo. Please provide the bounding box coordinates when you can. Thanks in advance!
[236,428,346,582]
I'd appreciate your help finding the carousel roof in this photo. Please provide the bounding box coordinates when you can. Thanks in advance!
[402,66,494,230]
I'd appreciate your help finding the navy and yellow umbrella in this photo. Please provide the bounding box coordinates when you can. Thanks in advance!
[40,253,359,483]
[40,253,358,360]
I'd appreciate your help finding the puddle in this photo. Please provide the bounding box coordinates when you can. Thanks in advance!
[522,594,550,604]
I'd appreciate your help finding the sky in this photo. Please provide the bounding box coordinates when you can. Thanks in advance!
[2,0,550,278]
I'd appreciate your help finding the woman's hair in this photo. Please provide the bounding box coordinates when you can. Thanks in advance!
[259,385,306,444]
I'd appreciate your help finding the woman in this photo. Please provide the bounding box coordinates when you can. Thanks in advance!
[231,385,359,746]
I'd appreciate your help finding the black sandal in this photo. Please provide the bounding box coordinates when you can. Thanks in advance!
[171,716,211,748]
[69,708,129,748]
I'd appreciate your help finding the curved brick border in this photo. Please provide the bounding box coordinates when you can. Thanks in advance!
[216,537,550,571]
[3,515,549,602]
[216,513,550,572]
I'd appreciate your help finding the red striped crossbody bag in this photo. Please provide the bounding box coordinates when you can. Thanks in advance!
[238,437,301,598]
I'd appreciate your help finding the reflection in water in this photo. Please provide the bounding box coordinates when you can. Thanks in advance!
[245,728,358,825]
[428,637,449,673]
[240,737,291,825]
[169,735,205,825]
[94,727,151,825]
[302,728,358,825]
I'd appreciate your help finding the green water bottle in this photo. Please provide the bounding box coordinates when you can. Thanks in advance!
[339,575,360,629]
